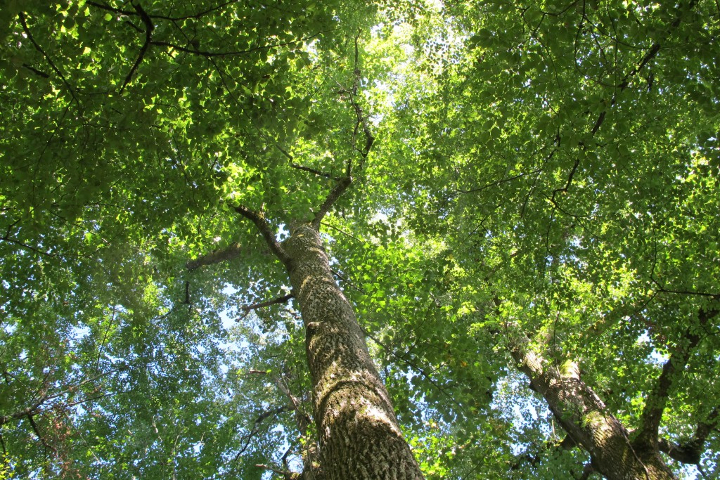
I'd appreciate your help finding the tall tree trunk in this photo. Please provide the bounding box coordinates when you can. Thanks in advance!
[282,224,423,480]
[510,334,676,480]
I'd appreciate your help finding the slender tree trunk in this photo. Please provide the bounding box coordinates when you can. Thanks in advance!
[282,224,423,480]
[510,335,676,480]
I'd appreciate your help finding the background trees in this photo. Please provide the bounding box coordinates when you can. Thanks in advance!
[1,0,718,478]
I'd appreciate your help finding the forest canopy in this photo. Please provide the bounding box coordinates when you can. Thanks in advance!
[1,0,718,479]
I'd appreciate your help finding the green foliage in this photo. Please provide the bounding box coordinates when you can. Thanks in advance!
[2,0,719,478]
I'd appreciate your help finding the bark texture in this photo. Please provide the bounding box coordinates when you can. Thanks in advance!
[282,224,423,480]
[510,335,676,480]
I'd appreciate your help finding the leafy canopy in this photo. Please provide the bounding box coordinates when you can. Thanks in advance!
[1,0,719,478]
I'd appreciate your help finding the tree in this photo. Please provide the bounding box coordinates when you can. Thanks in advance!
[2,0,423,478]
[367,0,719,478]
[2,0,719,479]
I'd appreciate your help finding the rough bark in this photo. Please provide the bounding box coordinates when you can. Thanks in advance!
[282,224,423,480]
[510,335,676,480]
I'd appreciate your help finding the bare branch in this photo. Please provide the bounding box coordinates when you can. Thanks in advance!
[154,0,243,21]
[455,169,541,195]
[365,331,465,411]
[308,33,376,231]
[186,242,243,270]
[182,280,191,304]
[587,0,698,135]
[21,63,50,78]
[150,31,322,59]
[275,375,312,433]
[0,408,35,427]
[86,1,136,15]
[26,413,58,457]
[87,0,244,20]
[550,158,580,204]
[0,235,55,258]
[233,405,288,460]
[254,463,299,479]
[349,34,375,164]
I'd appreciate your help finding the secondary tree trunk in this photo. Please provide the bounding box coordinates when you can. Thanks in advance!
[282,224,423,480]
[510,335,676,480]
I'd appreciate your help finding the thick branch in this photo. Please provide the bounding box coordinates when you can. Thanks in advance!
[303,38,373,230]
[242,368,312,431]
[550,158,580,207]
[291,163,337,180]
[509,435,579,472]
[87,0,243,21]
[255,463,299,480]
[150,0,243,21]
[150,33,319,58]
[186,242,242,270]
[589,0,697,134]
[349,34,375,164]
[0,235,55,258]
[636,307,717,445]
[455,169,541,195]
[0,407,36,427]
[616,43,661,91]
[658,408,718,465]
[22,63,50,78]
[233,205,291,267]
[234,405,289,460]
[27,413,58,456]
[86,1,136,16]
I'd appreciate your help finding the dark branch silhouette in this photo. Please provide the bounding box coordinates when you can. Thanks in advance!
[17,13,80,108]
[659,407,718,465]
[120,2,154,93]
[237,294,294,321]
[233,205,291,267]
[636,306,718,446]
